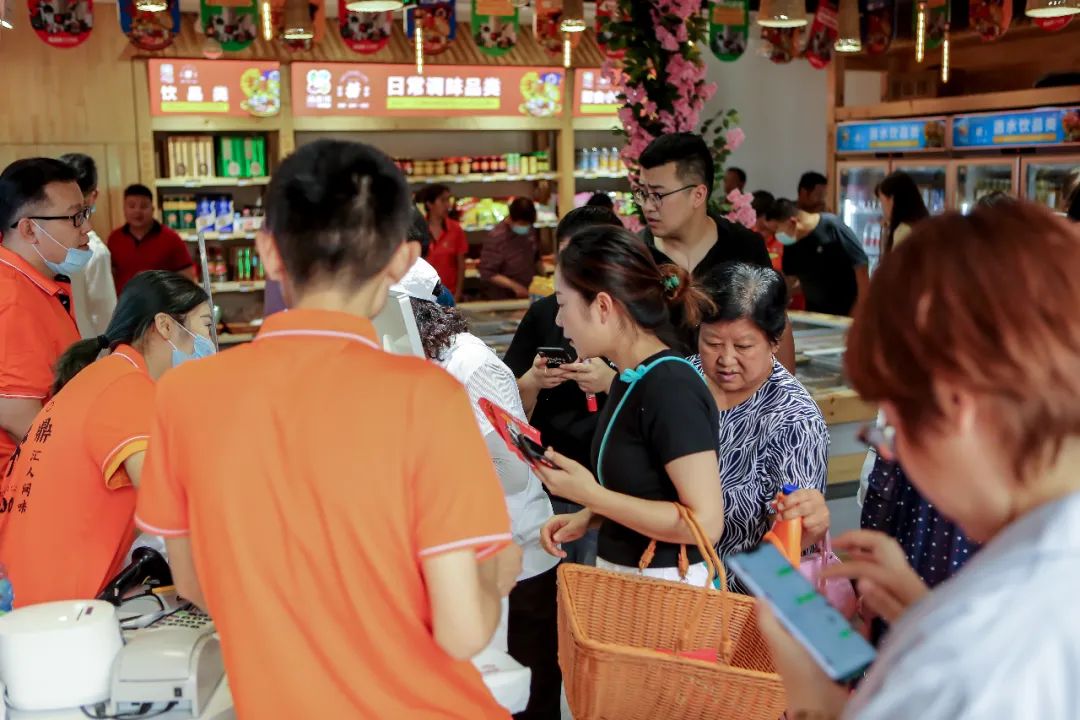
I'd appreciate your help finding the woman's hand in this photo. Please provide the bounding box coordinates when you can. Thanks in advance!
[775,489,830,548]
[824,529,929,624]
[563,358,616,395]
[756,601,852,716]
[534,449,601,506]
[539,510,593,558]
[522,354,570,392]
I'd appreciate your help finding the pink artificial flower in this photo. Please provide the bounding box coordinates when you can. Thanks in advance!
[725,127,746,152]
[622,214,645,233]
[655,24,680,52]
[617,106,637,127]
[642,99,658,118]
[658,110,677,133]
[727,188,752,206]
[675,23,688,42]
[624,84,647,105]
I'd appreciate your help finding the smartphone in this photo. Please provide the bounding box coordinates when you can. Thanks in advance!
[728,543,876,683]
[538,346,575,369]
[513,433,560,470]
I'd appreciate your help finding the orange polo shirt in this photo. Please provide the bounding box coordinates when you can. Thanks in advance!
[0,345,153,606]
[135,308,512,720]
[0,246,80,468]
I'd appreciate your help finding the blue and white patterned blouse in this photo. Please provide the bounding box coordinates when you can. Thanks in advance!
[689,356,830,564]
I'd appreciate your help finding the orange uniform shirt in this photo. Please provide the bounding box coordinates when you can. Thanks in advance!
[136,309,513,720]
[0,246,80,468]
[0,345,153,606]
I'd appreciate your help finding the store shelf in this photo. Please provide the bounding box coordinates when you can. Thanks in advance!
[406,172,558,185]
[210,280,265,293]
[574,169,629,180]
[155,177,270,189]
[462,220,559,233]
[180,231,259,242]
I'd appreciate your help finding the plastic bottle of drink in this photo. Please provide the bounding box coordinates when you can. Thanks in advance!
[0,563,14,614]
[770,484,802,565]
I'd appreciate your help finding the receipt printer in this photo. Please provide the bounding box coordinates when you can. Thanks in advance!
[111,627,224,717]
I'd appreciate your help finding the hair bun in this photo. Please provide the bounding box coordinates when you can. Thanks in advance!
[659,264,691,304]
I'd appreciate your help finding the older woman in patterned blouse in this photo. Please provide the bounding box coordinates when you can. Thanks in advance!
[690,262,830,572]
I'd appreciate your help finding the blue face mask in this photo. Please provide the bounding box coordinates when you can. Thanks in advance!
[31,221,91,276]
[511,224,531,236]
[169,323,216,368]
[776,232,798,246]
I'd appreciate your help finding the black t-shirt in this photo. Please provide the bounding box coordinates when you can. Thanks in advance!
[644,213,771,352]
[503,295,605,487]
[781,214,869,316]
[591,350,720,568]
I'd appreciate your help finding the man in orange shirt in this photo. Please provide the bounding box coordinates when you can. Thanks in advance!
[0,158,86,469]
[135,140,520,719]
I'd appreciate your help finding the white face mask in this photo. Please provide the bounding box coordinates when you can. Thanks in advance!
[30,221,91,276]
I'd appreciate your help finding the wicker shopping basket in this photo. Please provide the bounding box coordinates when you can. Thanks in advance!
[558,504,786,720]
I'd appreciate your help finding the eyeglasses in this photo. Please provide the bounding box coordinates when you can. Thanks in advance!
[12,206,92,229]
[858,422,896,462]
[632,184,699,208]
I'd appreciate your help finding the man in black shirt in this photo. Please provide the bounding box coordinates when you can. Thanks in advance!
[764,198,870,316]
[636,133,795,369]
[797,171,829,213]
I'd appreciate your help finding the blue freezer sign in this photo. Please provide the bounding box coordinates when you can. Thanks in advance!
[836,117,948,153]
[953,107,1080,148]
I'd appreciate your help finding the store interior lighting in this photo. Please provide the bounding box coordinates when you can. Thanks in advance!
[1024,0,1080,16]
[135,0,168,12]
[834,0,862,52]
[756,0,808,27]
[282,0,314,39]
[345,0,405,11]
[560,0,586,32]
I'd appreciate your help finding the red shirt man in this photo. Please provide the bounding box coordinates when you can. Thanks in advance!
[108,184,194,294]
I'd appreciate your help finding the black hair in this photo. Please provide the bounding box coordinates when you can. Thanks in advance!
[409,297,469,361]
[876,171,930,254]
[639,133,716,196]
[416,183,451,211]
[726,167,747,186]
[508,197,537,224]
[1066,170,1080,223]
[52,270,208,394]
[58,153,98,196]
[751,190,775,217]
[407,207,432,258]
[764,197,799,223]
[265,139,411,291]
[556,205,621,243]
[0,158,79,230]
[124,184,154,200]
[700,262,788,344]
[798,171,828,194]
[585,192,614,209]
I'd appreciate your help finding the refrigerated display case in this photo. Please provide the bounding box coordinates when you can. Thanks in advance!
[1022,157,1080,215]
[837,161,889,271]
[952,159,1019,214]
[890,160,949,215]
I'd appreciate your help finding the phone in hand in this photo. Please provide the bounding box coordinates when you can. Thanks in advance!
[478,398,561,472]
[513,433,560,470]
[538,346,575,369]
[729,543,876,683]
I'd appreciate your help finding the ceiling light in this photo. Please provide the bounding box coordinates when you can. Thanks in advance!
[1024,0,1079,16]
[282,0,314,39]
[757,0,808,27]
[560,0,585,32]
[834,0,861,52]
[135,0,168,11]
[345,0,404,11]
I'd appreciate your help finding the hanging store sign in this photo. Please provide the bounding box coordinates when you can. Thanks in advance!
[292,63,564,118]
[149,60,282,117]
[953,107,1080,148]
[836,117,948,153]
[573,69,619,117]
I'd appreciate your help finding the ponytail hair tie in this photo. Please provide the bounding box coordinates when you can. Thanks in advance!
[96,335,110,351]
[662,274,681,292]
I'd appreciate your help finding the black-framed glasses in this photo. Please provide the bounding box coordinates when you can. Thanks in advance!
[12,206,92,229]
[632,184,699,208]
[858,422,896,462]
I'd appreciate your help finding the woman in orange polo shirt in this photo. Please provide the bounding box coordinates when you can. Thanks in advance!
[0,270,211,607]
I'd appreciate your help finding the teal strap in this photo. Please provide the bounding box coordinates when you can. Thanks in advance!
[595,355,706,487]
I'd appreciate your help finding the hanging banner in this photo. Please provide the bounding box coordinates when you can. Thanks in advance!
[953,108,1080,149]
[405,0,455,55]
[760,26,801,64]
[863,0,895,54]
[594,0,623,58]
[573,68,619,116]
[1034,15,1072,32]
[294,63,563,118]
[149,59,282,117]
[118,0,180,50]
[804,0,838,68]
[339,3,391,53]
[200,0,258,51]
[29,0,92,47]
[708,0,748,62]
[270,0,326,51]
[836,116,948,153]
[970,0,1010,40]
[533,0,565,57]
[471,0,518,56]
[915,0,949,50]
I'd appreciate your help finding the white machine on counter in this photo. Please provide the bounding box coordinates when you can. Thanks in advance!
[374,288,424,357]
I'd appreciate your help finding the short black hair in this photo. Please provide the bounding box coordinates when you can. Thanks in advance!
[726,167,747,186]
[58,153,98,196]
[585,192,614,209]
[265,139,411,291]
[556,205,621,243]
[124,184,154,200]
[764,198,799,222]
[700,262,788,344]
[639,133,715,196]
[508,197,537,224]
[407,206,432,258]
[0,157,79,231]
[751,190,775,216]
[416,183,450,208]
[798,172,827,193]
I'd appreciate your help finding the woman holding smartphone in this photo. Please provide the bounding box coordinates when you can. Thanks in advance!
[535,226,724,584]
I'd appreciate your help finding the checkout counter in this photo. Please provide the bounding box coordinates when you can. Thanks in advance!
[458,301,876,495]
